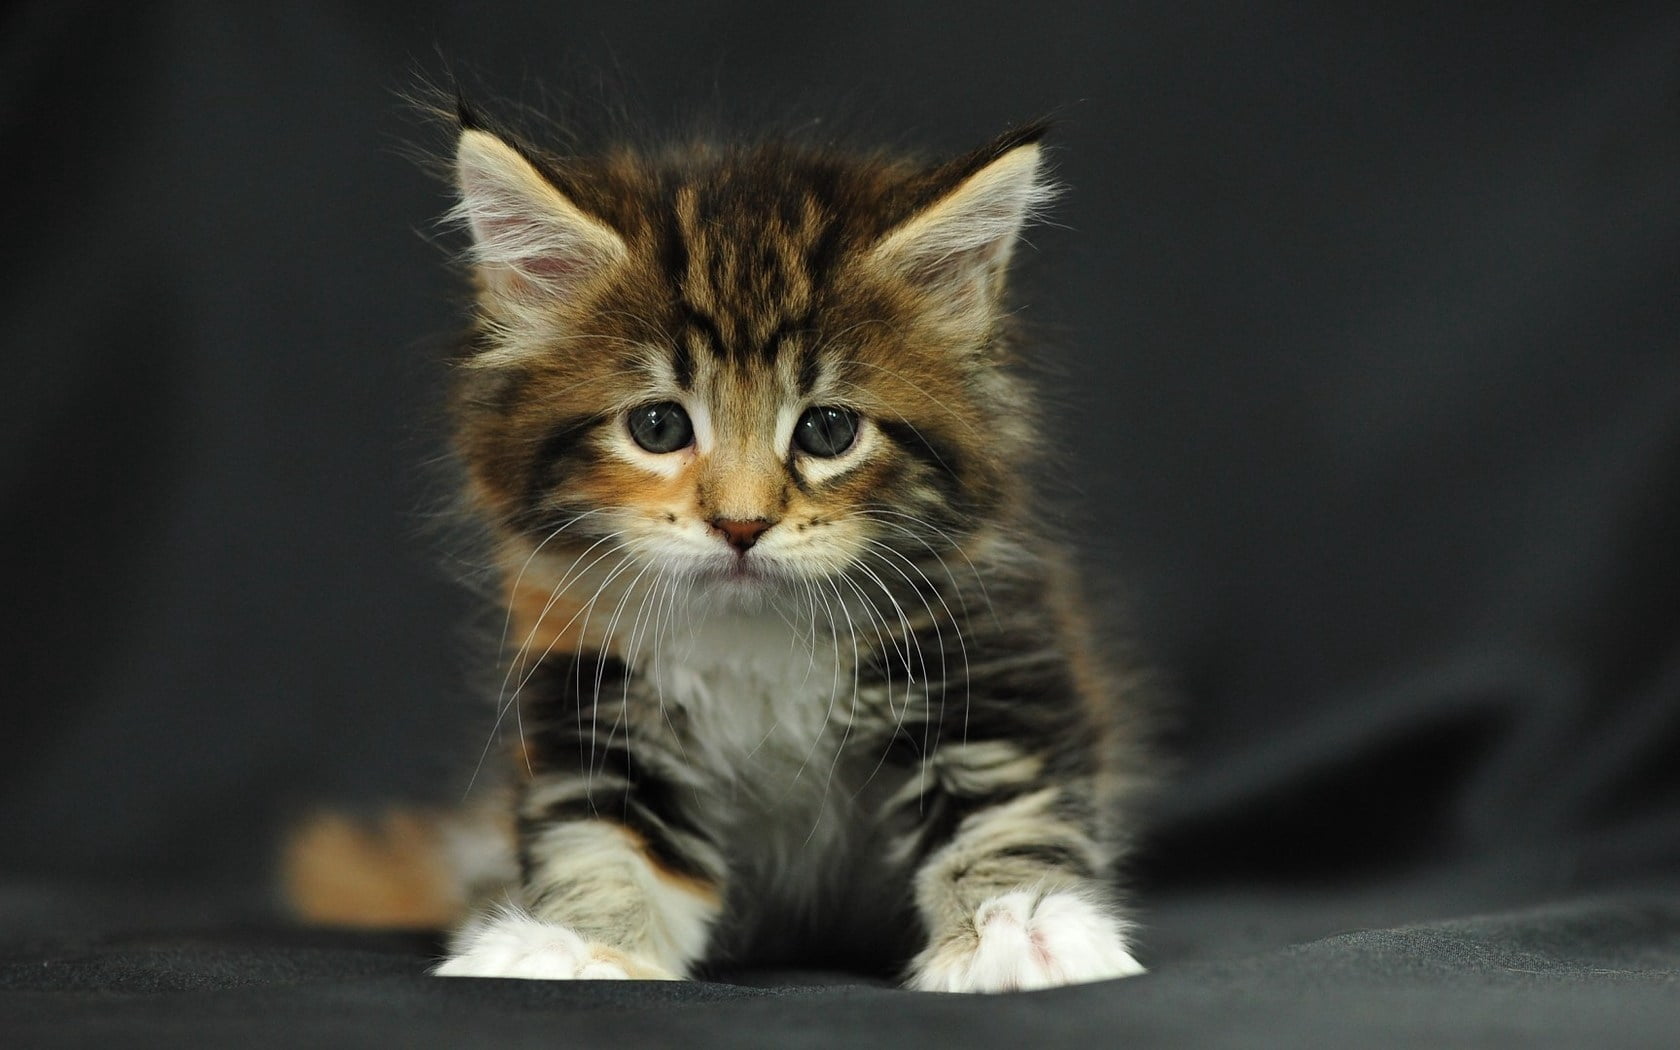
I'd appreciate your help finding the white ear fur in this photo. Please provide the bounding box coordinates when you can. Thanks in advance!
[869,143,1053,313]
[451,128,628,301]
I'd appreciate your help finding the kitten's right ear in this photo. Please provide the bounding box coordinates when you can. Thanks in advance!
[451,129,627,303]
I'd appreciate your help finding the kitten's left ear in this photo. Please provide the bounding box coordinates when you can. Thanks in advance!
[869,125,1055,317]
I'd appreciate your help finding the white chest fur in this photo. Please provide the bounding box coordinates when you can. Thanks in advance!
[637,607,879,905]
[642,610,846,777]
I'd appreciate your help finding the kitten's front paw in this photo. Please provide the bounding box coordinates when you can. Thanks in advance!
[908,890,1144,993]
[432,908,678,981]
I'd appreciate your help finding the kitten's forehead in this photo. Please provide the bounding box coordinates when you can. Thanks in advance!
[683,340,822,430]
[659,176,835,384]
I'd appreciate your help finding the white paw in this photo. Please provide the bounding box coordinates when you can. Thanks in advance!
[432,908,677,980]
[908,890,1145,993]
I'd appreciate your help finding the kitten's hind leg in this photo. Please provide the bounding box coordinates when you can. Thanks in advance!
[904,786,1143,993]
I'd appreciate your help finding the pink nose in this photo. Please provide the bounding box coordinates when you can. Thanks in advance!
[710,517,772,552]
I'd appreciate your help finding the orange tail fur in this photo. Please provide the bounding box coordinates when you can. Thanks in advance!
[280,806,514,929]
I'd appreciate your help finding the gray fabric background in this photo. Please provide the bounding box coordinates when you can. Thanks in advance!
[3,2,1678,1045]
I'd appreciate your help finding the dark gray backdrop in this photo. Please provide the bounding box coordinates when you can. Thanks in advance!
[4,3,1679,1046]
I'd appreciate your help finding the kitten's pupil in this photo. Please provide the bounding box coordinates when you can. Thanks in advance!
[628,401,693,453]
[794,406,859,458]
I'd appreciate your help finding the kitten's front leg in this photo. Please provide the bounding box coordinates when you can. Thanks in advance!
[905,777,1143,993]
[434,819,719,980]
[436,736,724,980]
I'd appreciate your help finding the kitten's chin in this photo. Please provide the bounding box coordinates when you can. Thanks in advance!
[685,557,794,612]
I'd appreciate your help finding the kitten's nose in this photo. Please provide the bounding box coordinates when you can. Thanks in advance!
[709,517,772,552]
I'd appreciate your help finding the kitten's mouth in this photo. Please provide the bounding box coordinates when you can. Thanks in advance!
[712,556,763,582]
[691,553,779,590]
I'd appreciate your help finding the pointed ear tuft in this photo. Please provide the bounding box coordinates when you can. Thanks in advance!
[450,128,627,303]
[869,133,1056,317]
[453,92,486,134]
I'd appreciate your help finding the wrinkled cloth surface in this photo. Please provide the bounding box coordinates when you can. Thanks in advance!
[4,3,1678,1046]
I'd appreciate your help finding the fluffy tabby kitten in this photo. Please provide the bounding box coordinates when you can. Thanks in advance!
[316,106,1156,992]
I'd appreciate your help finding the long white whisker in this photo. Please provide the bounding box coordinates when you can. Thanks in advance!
[466,525,626,793]
[648,565,695,768]
[857,506,999,628]
[844,560,931,800]
[858,540,968,695]
[789,573,848,784]
[500,530,628,705]
[825,567,900,796]
[535,548,643,791]
[858,539,964,810]
[499,538,632,741]
[491,508,607,667]
[804,572,865,847]
[587,555,659,783]
[614,564,673,812]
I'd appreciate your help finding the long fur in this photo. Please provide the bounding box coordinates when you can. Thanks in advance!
[290,109,1157,992]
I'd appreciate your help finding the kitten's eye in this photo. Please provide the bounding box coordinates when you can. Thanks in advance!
[627,401,693,453]
[794,406,860,458]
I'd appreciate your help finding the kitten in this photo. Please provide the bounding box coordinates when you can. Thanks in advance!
[361,105,1154,992]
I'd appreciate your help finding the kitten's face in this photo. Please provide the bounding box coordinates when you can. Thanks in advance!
[471,307,959,607]
[566,354,883,593]
[450,125,1050,607]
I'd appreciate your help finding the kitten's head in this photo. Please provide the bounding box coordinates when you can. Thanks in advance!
[448,116,1054,606]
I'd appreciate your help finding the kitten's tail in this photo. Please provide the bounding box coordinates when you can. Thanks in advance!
[280,802,516,929]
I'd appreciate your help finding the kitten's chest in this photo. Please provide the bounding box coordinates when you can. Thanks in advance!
[645,613,850,773]
[637,611,921,962]
[640,610,909,860]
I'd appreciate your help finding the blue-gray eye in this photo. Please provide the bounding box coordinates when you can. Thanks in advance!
[628,401,693,453]
[794,406,859,458]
